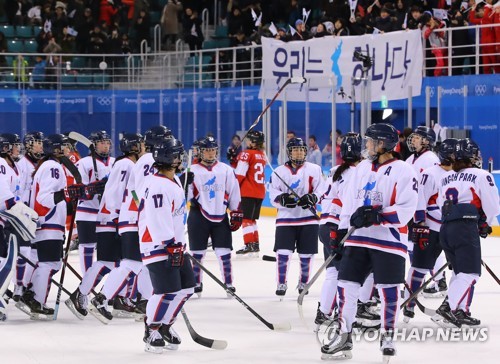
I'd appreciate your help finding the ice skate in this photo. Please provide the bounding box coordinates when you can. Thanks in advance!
[12,285,24,303]
[89,293,113,324]
[355,301,380,328]
[432,300,461,328]
[226,284,236,298]
[320,330,353,360]
[276,283,287,300]
[15,289,36,316]
[113,296,139,319]
[402,306,415,323]
[144,319,165,354]
[65,288,88,320]
[194,283,203,298]
[159,323,181,350]
[423,277,447,298]
[454,309,480,327]
[17,290,54,320]
[133,299,147,321]
[380,331,396,363]
[314,303,338,332]
[297,282,308,295]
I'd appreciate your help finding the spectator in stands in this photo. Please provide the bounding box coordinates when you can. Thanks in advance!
[5,0,27,26]
[469,1,499,74]
[396,127,412,161]
[134,9,151,51]
[394,0,407,30]
[226,134,242,168]
[75,7,95,53]
[99,0,119,28]
[52,2,69,42]
[182,7,204,53]
[276,26,288,41]
[322,129,343,166]
[88,25,108,68]
[43,33,62,54]
[121,33,132,53]
[306,135,322,166]
[333,18,349,36]
[31,55,46,89]
[373,6,397,33]
[449,8,474,75]
[422,13,448,76]
[121,0,135,30]
[161,0,183,51]
[314,22,330,37]
[60,26,77,58]
[27,3,43,26]
[291,19,310,40]
[12,54,28,83]
[0,31,7,72]
[228,7,245,41]
[406,5,423,30]
[288,0,302,28]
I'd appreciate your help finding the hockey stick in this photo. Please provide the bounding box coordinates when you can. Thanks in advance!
[241,77,306,145]
[262,255,277,262]
[53,201,78,320]
[400,261,450,309]
[297,227,355,320]
[181,308,228,350]
[18,252,72,296]
[403,283,436,317]
[482,260,500,286]
[263,152,319,219]
[69,131,99,180]
[186,254,291,331]
[59,156,82,184]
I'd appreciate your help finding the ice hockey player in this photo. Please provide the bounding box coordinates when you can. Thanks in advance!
[187,136,242,297]
[234,130,267,256]
[268,137,327,297]
[66,133,144,321]
[434,138,499,327]
[402,138,458,322]
[75,130,114,274]
[17,134,105,319]
[405,125,447,295]
[0,133,38,321]
[316,133,362,327]
[139,138,195,354]
[321,123,418,362]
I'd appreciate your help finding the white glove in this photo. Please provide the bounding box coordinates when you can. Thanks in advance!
[0,203,39,241]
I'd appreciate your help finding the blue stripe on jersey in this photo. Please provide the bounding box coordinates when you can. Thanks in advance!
[45,206,57,221]
[426,213,441,224]
[199,206,226,222]
[40,224,65,232]
[414,210,425,222]
[347,235,407,253]
[427,206,440,211]
[77,206,98,214]
[380,211,400,225]
[276,216,319,224]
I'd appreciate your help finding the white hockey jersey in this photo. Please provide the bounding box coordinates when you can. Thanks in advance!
[406,150,439,174]
[96,157,135,233]
[322,166,357,226]
[17,154,38,205]
[0,157,21,228]
[188,161,241,223]
[75,155,114,222]
[138,174,186,265]
[118,153,155,234]
[268,162,327,227]
[339,158,418,259]
[437,167,500,226]
[320,167,338,226]
[415,164,449,232]
[30,159,67,242]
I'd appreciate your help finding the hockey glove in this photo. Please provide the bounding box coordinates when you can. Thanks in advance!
[226,147,238,164]
[278,193,298,208]
[83,178,108,199]
[62,184,85,201]
[478,221,492,238]
[410,225,430,250]
[178,171,194,187]
[297,193,318,210]
[165,243,184,267]
[229,210,244,232]
[331,228,347,261]
[350,205,382,229]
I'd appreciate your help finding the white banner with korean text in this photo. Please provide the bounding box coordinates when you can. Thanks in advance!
[260,30,423,103]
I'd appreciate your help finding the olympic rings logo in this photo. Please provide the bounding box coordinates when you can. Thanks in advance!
[96,97,112,106]
[428,87,435,98]
[16,96,33,105]
[474,84,487,96]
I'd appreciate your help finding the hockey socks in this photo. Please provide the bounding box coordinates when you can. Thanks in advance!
[378,285,400,332]
[404,268,426,309]
[79,243,96,273]
[319,267,339,316]
[191,251,206,286]
[215,248,233,285]
[276,250,292,285]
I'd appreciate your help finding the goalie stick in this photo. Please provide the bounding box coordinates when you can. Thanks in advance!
[297,227,356,326]
[240,77,306,145]
[186,254,291,331]
[128,190,226,347]
[68,131,100,180]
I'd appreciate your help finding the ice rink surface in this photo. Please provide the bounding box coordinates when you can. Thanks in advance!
[2,216,499,364]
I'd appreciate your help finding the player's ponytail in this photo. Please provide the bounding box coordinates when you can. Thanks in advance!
[332,161,354,182]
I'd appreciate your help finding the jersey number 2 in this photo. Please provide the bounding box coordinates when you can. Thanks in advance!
[254,162,265,184]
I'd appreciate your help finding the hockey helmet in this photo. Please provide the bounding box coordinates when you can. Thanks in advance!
[23,131,45,159]
[144,125,173,150]
[199,136,219,165]
[247,130,265,147]
[362,123,398,160]
[286,137,307,166]
[119,133,143,155]
[408,126,436,153]
[437,138,459,165]
[0,133,21,156]
[43,134,68,157]
[455,138,481,166]
[340,132,362,162]
[152,138,185,170]
[89,130,111,158]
